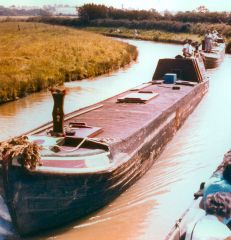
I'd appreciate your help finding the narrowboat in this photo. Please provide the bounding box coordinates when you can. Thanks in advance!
[165,150,231,240]
[1,57,209,236]
[202,39,225,69]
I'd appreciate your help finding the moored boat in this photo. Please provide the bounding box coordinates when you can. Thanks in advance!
[202,39,225,69]
[1,57,209,236]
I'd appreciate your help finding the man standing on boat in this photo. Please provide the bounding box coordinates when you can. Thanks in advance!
[204,30,213,52]
[182,39,194,57]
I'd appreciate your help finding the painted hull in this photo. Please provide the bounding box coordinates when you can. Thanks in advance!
[2,58,209,236]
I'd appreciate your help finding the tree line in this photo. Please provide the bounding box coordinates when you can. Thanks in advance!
[77,4,161,22]
[15,3,230,40]
[77,4,231,24]
[35,16,231,38]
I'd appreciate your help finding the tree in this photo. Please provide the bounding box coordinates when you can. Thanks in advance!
[195,6,209,13]
[77,4,108,22]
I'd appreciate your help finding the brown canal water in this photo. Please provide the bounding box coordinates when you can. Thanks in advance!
[1,40,231,240]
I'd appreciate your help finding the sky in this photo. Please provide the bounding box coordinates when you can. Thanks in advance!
[1,0,231,12]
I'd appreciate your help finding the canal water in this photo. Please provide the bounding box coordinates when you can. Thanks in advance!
[0,39,231,240]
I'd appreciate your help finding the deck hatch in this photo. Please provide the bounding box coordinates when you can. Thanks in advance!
[117,92,159,103]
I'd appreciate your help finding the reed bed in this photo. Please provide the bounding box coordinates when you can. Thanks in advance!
[0,22,137,104]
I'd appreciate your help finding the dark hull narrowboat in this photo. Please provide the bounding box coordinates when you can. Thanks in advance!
[2,57,209,236]
[202,42,225,69]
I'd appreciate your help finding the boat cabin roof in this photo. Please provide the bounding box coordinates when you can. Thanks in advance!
[153,58,206,83]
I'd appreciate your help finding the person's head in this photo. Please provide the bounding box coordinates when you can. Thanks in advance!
[216,152,231,172]
[188,39,192,44]
[205,192,231,219]
[223,162,231,184]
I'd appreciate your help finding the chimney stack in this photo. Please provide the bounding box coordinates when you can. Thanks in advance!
[50,88,66,136]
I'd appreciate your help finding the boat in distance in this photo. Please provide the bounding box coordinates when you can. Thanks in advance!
[2,57,209,236]
[202,39,225,69]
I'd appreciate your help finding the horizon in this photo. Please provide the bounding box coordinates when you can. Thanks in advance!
[0,0,231,12]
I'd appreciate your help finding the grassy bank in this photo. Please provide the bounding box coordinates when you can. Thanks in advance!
[0,22,137,104]
[84,27,202,44]
[85,27,231,53]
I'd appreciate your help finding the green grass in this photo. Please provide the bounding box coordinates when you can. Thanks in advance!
[0,22,137,104]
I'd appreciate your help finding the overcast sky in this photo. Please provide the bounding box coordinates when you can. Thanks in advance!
[1,0,231,12]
